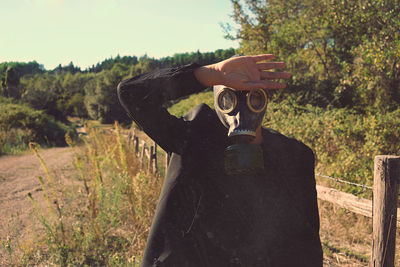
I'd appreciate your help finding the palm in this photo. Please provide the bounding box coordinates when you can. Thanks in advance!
[216,54,290,90]
[222,59,260,87]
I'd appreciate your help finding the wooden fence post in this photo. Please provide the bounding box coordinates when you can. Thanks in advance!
[134,136,139,156]
[148,145,153,172]
[165,151,171,174]
[128,131,132,146]
[140,140,146,166]
[152,142,158,174]
[144,146,150,171]
[371,155,400,267]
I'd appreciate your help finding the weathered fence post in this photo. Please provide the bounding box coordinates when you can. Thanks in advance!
[165,151,171,174]
[129,128,135,145]
[129,128,140,156]
[134,135,139,156]
[144,146,150,171]
[149,145,153,172]
[371,155,400,267]
[128,131,132,145]
[152,142,158,174]
[140,140,146,166]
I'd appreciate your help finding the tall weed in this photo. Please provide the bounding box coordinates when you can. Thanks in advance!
[21,123,162,266]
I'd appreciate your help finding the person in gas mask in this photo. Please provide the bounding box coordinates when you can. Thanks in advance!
[117,54,323,267]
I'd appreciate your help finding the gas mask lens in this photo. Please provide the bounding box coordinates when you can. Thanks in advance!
[247,89,267,113]
[217,88,267,114]
[217,88,237,113]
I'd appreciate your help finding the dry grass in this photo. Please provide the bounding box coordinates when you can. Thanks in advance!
[7,122,163,266]
[319,198,400,267]
[3,123,399,266]
[319,199,371,266]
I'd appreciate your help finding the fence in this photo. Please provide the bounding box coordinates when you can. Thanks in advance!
[316,157,400,266]
[127,129,169,176]
[125,129,399,267]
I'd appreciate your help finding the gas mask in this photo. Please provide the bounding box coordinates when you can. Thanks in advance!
[213,85,268,175]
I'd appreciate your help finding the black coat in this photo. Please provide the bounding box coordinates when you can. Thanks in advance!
[118,64,323,267]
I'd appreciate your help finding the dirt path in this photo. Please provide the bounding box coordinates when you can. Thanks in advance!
[0,147,76,265]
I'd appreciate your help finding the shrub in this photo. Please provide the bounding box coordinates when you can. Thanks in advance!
[0,100,74,154]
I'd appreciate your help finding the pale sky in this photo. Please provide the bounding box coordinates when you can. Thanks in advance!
[0,0,239,70]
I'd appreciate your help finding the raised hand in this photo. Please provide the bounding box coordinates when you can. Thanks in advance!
[194,54,291,90]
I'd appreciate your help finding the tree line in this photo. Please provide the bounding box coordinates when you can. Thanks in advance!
[0,49,236,124]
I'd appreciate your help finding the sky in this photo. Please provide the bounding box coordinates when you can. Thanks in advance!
[0,0,239,70]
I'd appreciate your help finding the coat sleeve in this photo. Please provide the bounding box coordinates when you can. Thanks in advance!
[117,63,207,154]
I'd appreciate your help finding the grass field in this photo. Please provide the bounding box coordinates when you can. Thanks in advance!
[1,92,399,265]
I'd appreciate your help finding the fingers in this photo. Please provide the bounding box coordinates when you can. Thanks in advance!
[260,71,291,79]
[257,62,286,70]
[241,71,290,90]
[250,54,275,62]
[224,54,289,90]
[243,81,287,90]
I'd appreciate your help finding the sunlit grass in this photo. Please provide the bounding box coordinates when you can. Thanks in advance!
[14,123,162,266]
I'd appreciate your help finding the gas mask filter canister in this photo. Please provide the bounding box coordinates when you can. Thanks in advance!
[214,85,268,175]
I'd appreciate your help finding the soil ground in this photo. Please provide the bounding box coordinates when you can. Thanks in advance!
[0,147,76,266]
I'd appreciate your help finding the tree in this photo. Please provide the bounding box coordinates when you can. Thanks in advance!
[84,63,131,123]
[223,0,400,111]
[20,73,67,121]
[5,66,21,99]
[338,1,400,112]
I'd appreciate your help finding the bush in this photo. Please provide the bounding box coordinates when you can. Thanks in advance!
[0,100,74,154]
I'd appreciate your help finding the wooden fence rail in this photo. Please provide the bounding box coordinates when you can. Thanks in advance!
[318,156,400,267]
[126,130,399,266]
[316,185,400,227]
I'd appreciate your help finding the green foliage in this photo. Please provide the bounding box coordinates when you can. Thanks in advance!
[0,61,44,77]
[52,61,81,74]
[87,49,235,74]
[158,48,236,68]
[225,0,400,112]
[0,61,45,99]
[0,98,74,155]
[20,73,66,121]
[84,64,131,123]
[19,71,91,121]
[168,90,214,117]
[81,48,234,124]
[0,48,236,126]
[87,55,139,73]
